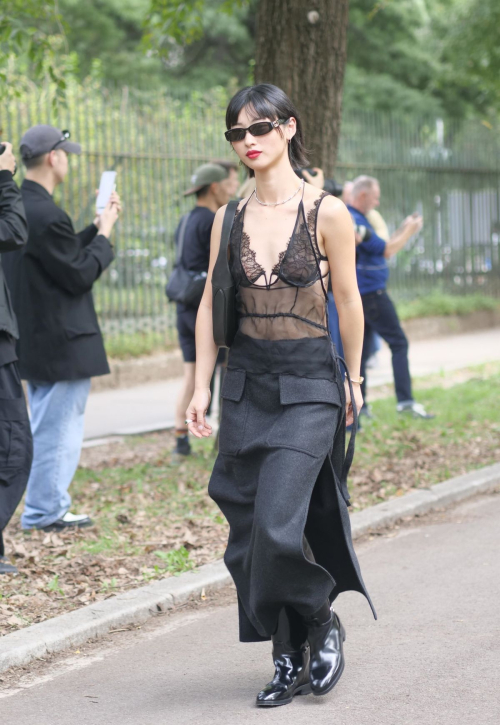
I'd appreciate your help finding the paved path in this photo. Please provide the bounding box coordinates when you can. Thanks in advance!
[84,328,500,440]
[1,493,499,724]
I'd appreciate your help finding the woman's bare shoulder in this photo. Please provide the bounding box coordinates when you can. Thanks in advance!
[313,194,355,250]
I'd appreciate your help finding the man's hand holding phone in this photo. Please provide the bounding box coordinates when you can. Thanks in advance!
[94,190,122,238]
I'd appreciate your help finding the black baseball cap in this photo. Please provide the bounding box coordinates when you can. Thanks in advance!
[20,125,82,160]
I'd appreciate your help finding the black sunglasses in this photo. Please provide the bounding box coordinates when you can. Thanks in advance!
[50,129,70,152]
[225,118,289,143]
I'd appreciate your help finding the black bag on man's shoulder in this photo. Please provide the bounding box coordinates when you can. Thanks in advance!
[212,201,238,348]
[165,212,207,307]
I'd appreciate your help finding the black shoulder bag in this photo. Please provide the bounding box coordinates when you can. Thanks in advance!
[212,200,239,348]
[165,212,208,307]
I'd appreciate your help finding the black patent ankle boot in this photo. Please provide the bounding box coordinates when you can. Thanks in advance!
[304,604,346,696]
[256,608,311,708]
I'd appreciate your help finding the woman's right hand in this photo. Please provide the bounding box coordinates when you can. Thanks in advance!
[344,380,363,427]
[186,388,212,439]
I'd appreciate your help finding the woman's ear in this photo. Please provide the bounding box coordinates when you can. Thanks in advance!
[287,117,297,142]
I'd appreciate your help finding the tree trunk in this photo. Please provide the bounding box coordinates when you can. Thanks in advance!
[254,0,349,176]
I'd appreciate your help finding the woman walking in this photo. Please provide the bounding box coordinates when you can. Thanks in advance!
[186,84,376,708]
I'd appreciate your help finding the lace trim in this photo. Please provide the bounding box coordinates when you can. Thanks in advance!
[306,191,329,261]
[231,192,329,288]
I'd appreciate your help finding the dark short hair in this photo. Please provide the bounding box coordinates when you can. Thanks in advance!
[22,153,47,170]
[226,84,309,177]
[195,185,211,199]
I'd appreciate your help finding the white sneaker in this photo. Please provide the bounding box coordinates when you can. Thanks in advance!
[396,401,434,419]
[39,512,93,532]
[61,512,91,524]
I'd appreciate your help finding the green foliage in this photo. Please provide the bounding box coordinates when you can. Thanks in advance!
[154,547,195,575]
[440,0,500,114]
[104,333,176,360]
[146,0,247,44]
[4,0,500,119]
[144,0,254,92]
[397,293,500,321]
[345,0,468,118]
[0,1,67,102]
[57,0,164,89]
[47,575,65,596]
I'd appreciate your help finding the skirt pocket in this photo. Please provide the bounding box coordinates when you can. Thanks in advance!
[267,375,342,458]
[218,368,249,456]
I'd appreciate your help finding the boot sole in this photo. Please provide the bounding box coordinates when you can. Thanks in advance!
[256,683,312,707]
[311,623,346,697]
[38,521,93,532]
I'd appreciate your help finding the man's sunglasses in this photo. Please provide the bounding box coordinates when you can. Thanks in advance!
[225,118,289,143]
[50,129,71,151]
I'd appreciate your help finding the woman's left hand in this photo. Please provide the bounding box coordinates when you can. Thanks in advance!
[344,379,363,426]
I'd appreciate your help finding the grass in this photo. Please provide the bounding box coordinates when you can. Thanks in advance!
[72,364,500,555]
[397,292,500,321]
[2,364,499,634]
[349,364,500,509]
[103,332,177,360]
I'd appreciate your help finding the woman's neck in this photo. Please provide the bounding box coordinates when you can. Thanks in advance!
[254,159,302,206]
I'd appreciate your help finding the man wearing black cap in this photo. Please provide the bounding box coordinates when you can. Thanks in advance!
[2,125,121,532]
[173,163,232,456]
[0,141,33,574]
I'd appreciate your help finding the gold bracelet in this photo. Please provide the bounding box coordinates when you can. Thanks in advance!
[345,374,364,385]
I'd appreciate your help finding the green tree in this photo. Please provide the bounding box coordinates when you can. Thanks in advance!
[146,0,351,173]
[0,0,67,99]
[441,0,500,114]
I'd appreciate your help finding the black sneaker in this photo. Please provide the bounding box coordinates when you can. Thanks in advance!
[174,435,191,456]
[0,555,18,575]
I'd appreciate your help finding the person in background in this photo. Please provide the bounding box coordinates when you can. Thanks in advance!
[0,142,33,574]
[212,159,240,198]
[348,175,433,418]
[173,163,232,456]
[2,125,121,532]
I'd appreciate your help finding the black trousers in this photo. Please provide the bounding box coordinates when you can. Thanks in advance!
[360,289,413,404]
[0,361,33,556]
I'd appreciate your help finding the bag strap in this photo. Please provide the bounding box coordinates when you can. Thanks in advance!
[175,211,191,267]
[306,191,358,501]
[213,200,239,287]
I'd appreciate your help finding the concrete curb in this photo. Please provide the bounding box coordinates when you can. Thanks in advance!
[350,462,500,538]
[1,462,499,673]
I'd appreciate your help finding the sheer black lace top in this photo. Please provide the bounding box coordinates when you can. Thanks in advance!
[229,190,331,340]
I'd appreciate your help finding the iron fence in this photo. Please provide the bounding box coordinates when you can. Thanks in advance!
[1,86,499,350]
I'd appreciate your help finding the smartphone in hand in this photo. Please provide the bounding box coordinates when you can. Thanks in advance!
[96,171,117,213]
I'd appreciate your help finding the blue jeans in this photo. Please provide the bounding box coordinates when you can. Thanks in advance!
[360,289,412,405]
[21,379,91,529]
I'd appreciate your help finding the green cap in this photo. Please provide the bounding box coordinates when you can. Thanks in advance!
[183,163,228,196]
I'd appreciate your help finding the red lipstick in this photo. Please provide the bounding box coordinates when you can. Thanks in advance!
[246,150,262,159]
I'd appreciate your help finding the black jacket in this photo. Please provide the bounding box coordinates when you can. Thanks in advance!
[0,170,28,340]
[2,180,114,382]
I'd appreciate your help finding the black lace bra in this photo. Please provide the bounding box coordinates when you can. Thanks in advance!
[229,190,331,341]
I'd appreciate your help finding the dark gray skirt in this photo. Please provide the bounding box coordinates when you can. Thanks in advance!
[208,332,376,642]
